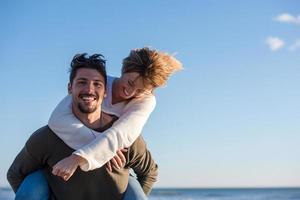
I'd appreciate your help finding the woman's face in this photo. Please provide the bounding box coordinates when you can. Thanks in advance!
[116,72,153,100]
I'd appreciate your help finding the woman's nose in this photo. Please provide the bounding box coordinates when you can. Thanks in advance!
[126,86,135,96]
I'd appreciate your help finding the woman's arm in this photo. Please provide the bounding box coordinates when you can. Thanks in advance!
[48,95,97,149]
[48,94,156,171]
[74,95,156,171]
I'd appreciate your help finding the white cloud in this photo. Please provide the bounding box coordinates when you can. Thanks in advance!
[274,13,300,25]
[265,37,285,51]
[289,39,300,51]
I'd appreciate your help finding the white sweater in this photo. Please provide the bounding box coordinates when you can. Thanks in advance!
[48,76,156,171]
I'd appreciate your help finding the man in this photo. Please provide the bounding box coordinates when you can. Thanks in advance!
[7,54,158,200]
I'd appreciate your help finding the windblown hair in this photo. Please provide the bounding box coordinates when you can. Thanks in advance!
[122,47,183,88]
[69,53,107,86]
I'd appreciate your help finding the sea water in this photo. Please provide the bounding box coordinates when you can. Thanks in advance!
[149,188,300,200]
[1,187,300,200]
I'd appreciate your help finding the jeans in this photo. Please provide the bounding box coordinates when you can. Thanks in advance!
[15,170,49,200]
[15,170,147,200]
[123,175,147,200]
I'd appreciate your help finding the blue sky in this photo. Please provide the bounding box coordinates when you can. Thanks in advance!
[0,0,299,188]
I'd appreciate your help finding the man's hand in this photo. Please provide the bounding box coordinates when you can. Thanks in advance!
[52,154,86,181]
[106,149,128,172]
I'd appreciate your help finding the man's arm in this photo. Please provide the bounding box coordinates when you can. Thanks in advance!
[126,136,158,195]
[7,126,49,192]
[7,146,41,192]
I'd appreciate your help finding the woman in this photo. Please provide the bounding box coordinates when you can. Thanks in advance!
[16,47,182,200]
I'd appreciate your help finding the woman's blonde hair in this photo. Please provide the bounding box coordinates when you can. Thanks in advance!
[122,47,182,88]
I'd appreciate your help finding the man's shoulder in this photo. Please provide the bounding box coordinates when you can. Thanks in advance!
[129,136,147,154]
[29,125,54,138]
[132,136,146,146]
[26,125,56,146]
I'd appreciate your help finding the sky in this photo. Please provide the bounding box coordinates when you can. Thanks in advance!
[0,0,300,188]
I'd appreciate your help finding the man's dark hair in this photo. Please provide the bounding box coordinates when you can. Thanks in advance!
[69,53,107,86]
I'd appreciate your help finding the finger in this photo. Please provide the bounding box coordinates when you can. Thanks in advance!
[58,171,64,179]
[63,171,73,181]
[114,154,123,168]
[121,148,128,152]
[54,168,63,177]
[52,163,62,176]
[57,169,67,179]
[61,171,70,180]
[117,150,126,164]
[63,174,69,181]
[111,157,120,169]
[106,161,112,172]
[52,167,58,176]
[108,161,112,172]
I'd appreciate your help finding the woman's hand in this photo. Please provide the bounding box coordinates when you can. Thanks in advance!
[52,154,86,181]
[106,149,128,172]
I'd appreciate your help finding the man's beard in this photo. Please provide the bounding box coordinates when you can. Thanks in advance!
[77,102,98,113]
[77,93,99,114]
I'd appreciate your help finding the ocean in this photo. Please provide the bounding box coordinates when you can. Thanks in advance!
[1,187,300,200]
[149,188,300,200]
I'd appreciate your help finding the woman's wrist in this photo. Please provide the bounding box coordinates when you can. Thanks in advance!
[71,153,87,166]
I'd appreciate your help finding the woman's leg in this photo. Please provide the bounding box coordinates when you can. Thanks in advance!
[15,170,49,200]
[123,175,147,200]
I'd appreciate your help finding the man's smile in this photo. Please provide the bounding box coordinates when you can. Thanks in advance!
[79,94,98,103]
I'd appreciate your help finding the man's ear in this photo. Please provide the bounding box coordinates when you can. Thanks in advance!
[68,83,72,94]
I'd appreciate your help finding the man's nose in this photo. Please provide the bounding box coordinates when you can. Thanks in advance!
[83,82,95,93]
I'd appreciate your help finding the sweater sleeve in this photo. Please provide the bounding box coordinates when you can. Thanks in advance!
[48,95,96,150]
[7,127,48,192]
[7,147,39,193]
[48,94,156,171]
[74,95,156,171]
[126,137,158,195]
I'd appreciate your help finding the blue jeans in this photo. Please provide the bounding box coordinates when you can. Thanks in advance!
[123,175,147,200]
[15,170,49,200]
[15,170,147,200]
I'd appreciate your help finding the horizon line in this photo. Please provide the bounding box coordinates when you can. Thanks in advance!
[1,185,300,190]
[152,186,300,189]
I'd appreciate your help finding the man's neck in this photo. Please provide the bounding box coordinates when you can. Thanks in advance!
[72,106,115,131]
[72,107,102,130]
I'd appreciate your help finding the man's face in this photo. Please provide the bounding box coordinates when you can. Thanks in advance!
[69,68,106,114]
